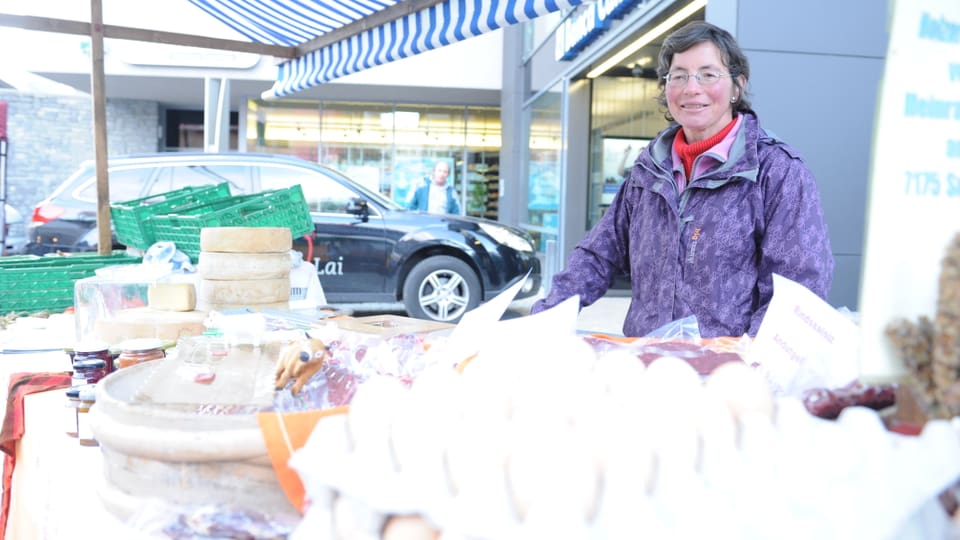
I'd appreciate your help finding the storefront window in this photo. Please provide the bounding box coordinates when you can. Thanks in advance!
[319,102,396,199]
[464,107,501,220]
[524,82,564,253]
[245,100,500,215]
[247,100,322,162]
[588,75,666,228]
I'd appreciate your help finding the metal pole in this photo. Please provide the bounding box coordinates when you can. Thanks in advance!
[0,99,8,256]
[90,0,111,255]
[0,138,7,256]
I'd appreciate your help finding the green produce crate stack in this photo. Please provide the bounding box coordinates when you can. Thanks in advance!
[110,183,233,250]
[147,185,314,260]
[0,252,142,314]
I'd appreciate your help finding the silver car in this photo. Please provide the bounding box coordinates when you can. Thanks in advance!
[2,204,27,255]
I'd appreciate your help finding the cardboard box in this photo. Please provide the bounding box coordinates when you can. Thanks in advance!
[324,314,454,336]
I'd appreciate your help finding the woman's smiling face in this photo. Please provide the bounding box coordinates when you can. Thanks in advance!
[666,41,741,143]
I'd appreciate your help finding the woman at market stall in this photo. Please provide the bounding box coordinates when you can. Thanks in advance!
[531,21,834,338]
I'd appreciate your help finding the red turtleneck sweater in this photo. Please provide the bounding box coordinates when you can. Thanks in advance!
[673,117,738,183]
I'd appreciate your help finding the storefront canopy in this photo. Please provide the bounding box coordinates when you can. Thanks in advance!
[1,0,584,98]
[0,0,586,254]
[187,0,586,99]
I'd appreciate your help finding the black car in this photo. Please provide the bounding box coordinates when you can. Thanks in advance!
[27,152,541,322]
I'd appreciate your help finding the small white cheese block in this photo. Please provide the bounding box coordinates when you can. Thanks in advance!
[200,226,292,253]
[147,283,197,312]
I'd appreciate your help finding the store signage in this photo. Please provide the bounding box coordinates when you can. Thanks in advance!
[858,0,960,381]
[555,0,646,61]
[117,41,260,69]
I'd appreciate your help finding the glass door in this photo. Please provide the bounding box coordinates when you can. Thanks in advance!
[523,82,564,254]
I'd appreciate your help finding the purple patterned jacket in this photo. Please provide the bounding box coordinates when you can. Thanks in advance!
[532,113,834,338]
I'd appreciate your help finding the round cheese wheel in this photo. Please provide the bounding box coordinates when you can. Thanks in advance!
[197,301,290,312]
[197,277,290,305]
[198,251,291,280]
[92,308,207,344]
[200,227,292,253]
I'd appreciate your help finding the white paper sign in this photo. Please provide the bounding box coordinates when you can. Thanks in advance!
[747,274,860,397]
[858,0,960,381]
[419,272,532,368]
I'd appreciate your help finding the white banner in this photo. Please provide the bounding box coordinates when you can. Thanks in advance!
[858,0,960,381]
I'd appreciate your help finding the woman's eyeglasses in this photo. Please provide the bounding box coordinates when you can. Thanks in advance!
[663,70,730,87]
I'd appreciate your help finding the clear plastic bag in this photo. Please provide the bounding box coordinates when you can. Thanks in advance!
[271,328,431,413]
[643,314,702,340]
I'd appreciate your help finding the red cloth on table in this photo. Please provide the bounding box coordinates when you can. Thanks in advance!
[0,371,72,539]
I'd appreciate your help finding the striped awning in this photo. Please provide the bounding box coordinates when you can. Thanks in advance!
[188,0,586,99]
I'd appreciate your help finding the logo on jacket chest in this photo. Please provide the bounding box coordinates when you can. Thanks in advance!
[686,227,703,264]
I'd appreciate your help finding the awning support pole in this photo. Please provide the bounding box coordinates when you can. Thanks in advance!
[90,0,111,255]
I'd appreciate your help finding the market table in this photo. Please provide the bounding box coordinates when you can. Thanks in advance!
[0,317,139,540]
[0,346,74,528]
[4,388,134,539]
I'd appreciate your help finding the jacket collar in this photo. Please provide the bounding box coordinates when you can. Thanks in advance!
[639,111,767,188]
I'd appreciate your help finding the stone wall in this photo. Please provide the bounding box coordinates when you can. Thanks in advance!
[0,91,159,221]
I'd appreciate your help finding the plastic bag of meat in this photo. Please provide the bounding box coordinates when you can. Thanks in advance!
[626,338,747,376]
[580,333,750,377]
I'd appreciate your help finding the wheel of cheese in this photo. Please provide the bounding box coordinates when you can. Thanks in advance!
[200,227,292,253]
[197,301,290,313]
[91,308,207,343]
[198,252,291,281]
[197,277,290,305]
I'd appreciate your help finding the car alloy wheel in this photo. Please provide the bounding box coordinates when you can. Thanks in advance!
[403,255,481,323]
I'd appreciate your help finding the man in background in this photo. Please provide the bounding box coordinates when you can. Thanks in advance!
[407,160,461,215]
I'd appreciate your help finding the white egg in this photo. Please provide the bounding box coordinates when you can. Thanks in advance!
[407,365,461,412]
[464,368,517,421]
[391,367,463,478]
[381,515,440,540]
[592,430,661,538]
[439,403,509,506]
[694,390,740,487]
[332,494,385,540]
[346,374,409,452]
[592,349,646,408]
[636,356,705,472]
[640,356,703,400]
[704,361,775,421]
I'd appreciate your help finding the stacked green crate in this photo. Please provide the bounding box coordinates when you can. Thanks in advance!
[0,253,143,314]
[110,183,232,250]
[148,185,313,260]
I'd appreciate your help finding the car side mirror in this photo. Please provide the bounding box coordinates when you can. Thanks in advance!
[346,197,369,222]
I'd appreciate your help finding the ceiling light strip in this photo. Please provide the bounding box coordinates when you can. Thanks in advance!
[585,0,707,79]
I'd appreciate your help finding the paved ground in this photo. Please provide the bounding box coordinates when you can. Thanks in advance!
[345,290,631,336]
[508,291,630,336]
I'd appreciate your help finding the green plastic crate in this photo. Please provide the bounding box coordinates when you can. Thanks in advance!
[0,252,142,314]
[148,185,314,260]
[0,253,129,267]
[110,183,232,250]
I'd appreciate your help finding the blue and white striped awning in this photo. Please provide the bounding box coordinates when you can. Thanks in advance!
[188,0,586,99]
